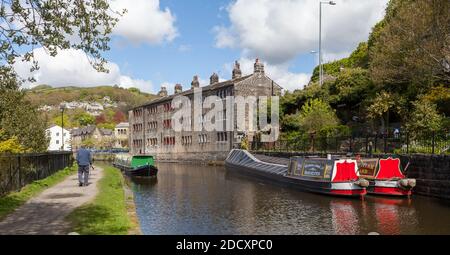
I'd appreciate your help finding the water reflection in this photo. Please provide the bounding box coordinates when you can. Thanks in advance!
[128,163,450,235]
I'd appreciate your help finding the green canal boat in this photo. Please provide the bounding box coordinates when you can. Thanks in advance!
[113,154,158,177]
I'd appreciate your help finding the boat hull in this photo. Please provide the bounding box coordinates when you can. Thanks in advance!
[225,161,366,197]
[367,180,412,197]
[113,163,158,177]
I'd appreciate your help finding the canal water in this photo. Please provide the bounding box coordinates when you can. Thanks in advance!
[128,163,450,235]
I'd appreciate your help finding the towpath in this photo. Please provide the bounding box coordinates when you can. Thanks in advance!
[0,166,103,235]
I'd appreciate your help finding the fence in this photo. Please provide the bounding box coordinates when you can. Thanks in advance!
[251,130,450,155]
[0,152,73,196]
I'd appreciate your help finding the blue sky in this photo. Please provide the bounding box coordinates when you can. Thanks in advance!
[15,0,389,93]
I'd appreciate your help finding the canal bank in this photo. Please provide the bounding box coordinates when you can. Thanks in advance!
[67,164,139,235]
[0,164,101,235]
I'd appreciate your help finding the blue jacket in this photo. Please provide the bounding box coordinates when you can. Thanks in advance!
[77,148,92,166]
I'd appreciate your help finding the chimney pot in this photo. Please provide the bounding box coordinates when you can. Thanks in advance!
[232,61,242,79]
[210,72,219,84]
[254,58,265,74]
[157,86,168,97]
[174,83,183,94]
[191,75,200,89]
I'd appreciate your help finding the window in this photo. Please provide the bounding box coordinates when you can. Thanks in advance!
[163,119,172,129]
[56,132,60,136]
[182,136,192,146]
[217,132,228,142]
[148,106,158,114]
[163,136,175,146]
[198,134,208,144]
[148,138,158,146]
[56,140,59,144]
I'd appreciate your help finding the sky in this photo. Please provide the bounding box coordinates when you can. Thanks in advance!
[14,0,389,93]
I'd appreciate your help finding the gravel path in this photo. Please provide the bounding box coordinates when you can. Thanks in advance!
[0,166,103,235]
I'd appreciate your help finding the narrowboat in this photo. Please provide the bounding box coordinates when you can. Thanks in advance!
[356,156,415,196]
[225,150,369,197]
[113,154,158,177]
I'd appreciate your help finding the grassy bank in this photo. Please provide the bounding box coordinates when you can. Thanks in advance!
[67,165,134,235]
[0,164,77,220]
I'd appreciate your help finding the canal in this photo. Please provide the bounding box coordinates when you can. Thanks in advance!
[128,163,450,235]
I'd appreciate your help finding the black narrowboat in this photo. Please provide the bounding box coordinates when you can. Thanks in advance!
[113,154,158,177]
[225,150,368,197]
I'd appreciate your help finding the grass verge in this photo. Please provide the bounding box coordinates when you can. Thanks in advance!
[66,164,131,235]
[0,164,77,221]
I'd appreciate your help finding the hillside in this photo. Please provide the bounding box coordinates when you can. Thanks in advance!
[25,85,159,129]
[26,85,157,109]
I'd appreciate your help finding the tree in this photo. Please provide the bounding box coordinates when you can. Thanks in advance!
[334,68,374,105]
[0,89,49,152]
[75,112,95,127]
[0,0,124,153]
[95,114,107,125]
[1,0,123,74]
[113,110,126,124]
[98,123,115,130]
[0,136,25,154]
[298,99,339,134]
[81,138,95,148]
[367,91,396,133]
[52,114,72,128]
[406,98,443,134]
[369,0,450,93]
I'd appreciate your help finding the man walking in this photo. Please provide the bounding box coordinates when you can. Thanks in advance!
[76,145,93,187]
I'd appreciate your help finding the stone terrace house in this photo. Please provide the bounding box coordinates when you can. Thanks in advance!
[114,122,129,148]
[71,125,114,151]
[129,59,283,161]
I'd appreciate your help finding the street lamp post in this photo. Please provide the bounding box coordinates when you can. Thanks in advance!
[60,104,65,151]
[319,1,336,86]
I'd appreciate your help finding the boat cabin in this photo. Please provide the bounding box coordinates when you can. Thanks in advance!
[357,157,406,180]
[288,157,360,183]
[131,155,155,168]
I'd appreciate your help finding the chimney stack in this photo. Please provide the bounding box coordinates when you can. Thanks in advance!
[174,84,183,94]
[232,61,242,79]
[210,72,219,84]
[254,58,265,75]
[157,86,168,97]
[191,75,200,89]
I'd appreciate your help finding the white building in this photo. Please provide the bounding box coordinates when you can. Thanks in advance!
[46,125,72,151]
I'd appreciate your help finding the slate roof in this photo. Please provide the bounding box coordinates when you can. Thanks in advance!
[71,125,114,137]
[71,125,96,136]
[137,74,253,108]
[116,122,129,128]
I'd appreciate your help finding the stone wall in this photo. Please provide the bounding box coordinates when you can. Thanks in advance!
[402,154,450,200]
[154,151,228,164]
[253,151,450,200]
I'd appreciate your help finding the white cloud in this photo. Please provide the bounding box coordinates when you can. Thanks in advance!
[178,44,191,52]
[215,0,388,64]
[110,0,178,45]
[14,48,155,93]
[224,58,310,92]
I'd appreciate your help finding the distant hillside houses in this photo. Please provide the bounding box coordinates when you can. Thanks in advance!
[37,96,119,116]
[70,122,130,151]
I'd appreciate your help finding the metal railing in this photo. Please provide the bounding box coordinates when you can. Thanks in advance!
[0,152,73,196]
[251,130,450,155]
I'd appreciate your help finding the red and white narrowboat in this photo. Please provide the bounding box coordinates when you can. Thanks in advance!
[225,150,369,197]
[357,157,416,196]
